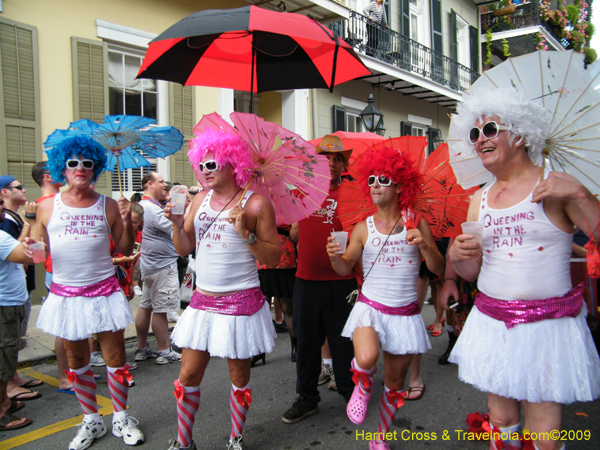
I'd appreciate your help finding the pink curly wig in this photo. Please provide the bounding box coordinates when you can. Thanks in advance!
[358,145,423,212]
[188,128,255,187]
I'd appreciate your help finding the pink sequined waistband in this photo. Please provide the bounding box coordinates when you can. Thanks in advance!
[50,276,121,297]
[358,293,421,316]
[190,287,265,316]
[475,283,585,329]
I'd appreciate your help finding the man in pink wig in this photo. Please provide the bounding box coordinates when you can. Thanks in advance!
[326,145,443,449]
[164,127,281,450]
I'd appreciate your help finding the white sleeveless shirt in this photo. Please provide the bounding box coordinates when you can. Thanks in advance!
[477,181,573,300]
[361,216,421,307]
[194,189,260,293]
[48,193,115,286]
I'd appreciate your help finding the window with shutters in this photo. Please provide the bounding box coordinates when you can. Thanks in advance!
[107,46,158,193]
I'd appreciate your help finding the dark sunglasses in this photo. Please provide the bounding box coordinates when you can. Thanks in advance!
[66,159,95,170]
[368,175,394,187]
[198,160,220,172]
[6,185,24,191]
[468,121,508,144]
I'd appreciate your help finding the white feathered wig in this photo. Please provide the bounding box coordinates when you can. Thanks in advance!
[453,87,549,166]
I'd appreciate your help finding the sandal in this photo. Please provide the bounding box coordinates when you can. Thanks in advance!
[0,413,32,431]
[8,401,25,414]
[405,384,426,401]
[8,389,41,401]
[346,383,372,425]
[427,318,445,330]
[19,379,43,389]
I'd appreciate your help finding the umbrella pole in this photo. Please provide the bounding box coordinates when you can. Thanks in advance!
[115,151,124,197]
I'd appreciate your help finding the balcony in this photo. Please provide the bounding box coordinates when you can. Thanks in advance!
[331,11,479,94]
[480,1,564,46]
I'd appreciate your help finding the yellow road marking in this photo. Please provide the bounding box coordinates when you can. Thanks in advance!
[0,369,115,450]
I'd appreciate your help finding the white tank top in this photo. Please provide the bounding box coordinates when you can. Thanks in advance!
[194,189,260,293]
[361,216,421,307]
[48,193,115,286]
[477,181,573,300]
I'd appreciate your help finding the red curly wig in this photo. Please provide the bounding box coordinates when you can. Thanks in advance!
[358,145,423,212]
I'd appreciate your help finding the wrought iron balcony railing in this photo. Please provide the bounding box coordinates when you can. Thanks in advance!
[480,1,563,45]
[329,11,479,92]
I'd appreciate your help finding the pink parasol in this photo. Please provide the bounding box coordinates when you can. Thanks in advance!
[193,112,330,225]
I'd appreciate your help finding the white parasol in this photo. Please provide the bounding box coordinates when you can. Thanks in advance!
[448,50,600,195]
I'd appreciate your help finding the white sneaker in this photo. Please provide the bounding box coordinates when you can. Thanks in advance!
[167,311,181,323]
[112,413,144,446]
[227,435,244,450]
[89,351,106,367]
[155,348,182,365]
[69,416,107,450]
[133,286,142,297]
[134,344,158,361]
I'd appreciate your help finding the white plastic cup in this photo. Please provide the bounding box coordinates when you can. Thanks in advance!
[30,242,45,264]
[170,185,188,215]
[461,222,484,245]
[330,231,348,254]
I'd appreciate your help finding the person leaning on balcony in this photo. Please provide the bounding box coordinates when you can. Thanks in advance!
[363,0,388,57]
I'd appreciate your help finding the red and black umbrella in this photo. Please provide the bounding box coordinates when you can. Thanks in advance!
[137,6,371,100]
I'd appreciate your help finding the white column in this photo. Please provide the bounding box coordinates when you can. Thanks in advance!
[218,88,235,125]
[281,89,309,139]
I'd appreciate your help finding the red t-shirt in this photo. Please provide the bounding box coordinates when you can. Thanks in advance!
[36,194,54,273]
[295,187,354,281]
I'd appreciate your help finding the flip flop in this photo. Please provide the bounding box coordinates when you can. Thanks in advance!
[19,379,43,388]
[8,390,42,401]
[0,413,33,431]
[8,401,25,414]
[56,387,76,395]
[405,384,426,401]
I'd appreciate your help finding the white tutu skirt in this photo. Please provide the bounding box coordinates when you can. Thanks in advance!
[36,291,134,341]
[449,305,600,404]
[171,301,276,359]
[341,302,431,355]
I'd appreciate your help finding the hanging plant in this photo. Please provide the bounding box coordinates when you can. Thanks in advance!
[484,29,493,66]
[502,38,511,57]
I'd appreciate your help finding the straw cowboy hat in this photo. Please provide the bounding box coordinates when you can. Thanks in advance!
[316,135,353,168]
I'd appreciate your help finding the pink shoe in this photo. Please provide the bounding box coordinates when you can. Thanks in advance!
[369,440,390,450]
[347,384,372,425]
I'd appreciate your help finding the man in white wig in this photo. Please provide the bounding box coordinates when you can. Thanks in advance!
[448,88,600,450]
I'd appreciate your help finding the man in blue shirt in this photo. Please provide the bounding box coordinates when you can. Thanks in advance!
[0,197,36,431]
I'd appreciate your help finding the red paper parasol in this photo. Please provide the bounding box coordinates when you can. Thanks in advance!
[338,137,475,238]
[193,112,330,225]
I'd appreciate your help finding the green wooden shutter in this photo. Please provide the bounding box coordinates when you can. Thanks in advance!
[333,105,346,132]
[400,121,412,136]
[170,83,196,187]
[72,37,108,188]
[470,25,480,79]
[401,0,410,38]
[430,0,444,84]
[72,37,108,123]
[0,18,41,187]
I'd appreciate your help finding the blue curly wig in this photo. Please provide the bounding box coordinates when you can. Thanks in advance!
[45,136,107,185]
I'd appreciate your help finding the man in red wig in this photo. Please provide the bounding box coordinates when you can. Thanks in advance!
[326,145,443,449]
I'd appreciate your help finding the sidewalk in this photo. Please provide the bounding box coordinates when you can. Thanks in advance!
[18,295,159,367]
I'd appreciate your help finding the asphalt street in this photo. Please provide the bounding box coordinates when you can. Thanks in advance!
[3,305,600,450]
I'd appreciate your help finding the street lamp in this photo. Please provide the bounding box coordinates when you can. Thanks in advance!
[360,94,384,135]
